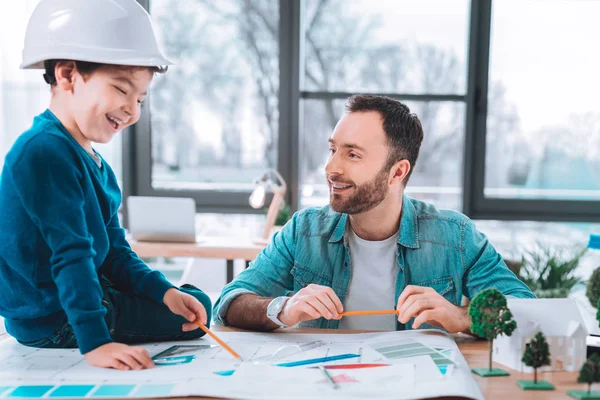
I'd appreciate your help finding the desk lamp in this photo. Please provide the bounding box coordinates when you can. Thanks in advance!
[249,169,287,245]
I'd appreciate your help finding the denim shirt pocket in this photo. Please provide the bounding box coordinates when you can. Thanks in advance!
[408,276,456,331]
[412,276,456,300]
[290,264,333,329]
[290,264,333,290]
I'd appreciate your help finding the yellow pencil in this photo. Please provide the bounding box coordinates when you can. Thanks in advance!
[340,310,399,317]
[194,321,242,361]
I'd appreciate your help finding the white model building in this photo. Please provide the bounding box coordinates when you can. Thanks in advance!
[492,298,588,373]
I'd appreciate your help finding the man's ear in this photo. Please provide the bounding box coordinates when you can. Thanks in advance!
[54,61,77,91]
[390,159,411,185]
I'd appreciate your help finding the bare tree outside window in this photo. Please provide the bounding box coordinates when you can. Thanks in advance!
[150,0,279,190]
[299,0,472,210]
[485,0,600,201]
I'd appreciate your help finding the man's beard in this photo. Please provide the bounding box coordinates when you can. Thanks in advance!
[329,167,389,215]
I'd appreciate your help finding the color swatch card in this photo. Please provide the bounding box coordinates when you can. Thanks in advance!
[370,337,456,366]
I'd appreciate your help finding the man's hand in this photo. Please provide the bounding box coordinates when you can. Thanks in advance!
[279,284,343,326]
[396,285,470,333]
[163,288,208,332]
[84,343,154,370]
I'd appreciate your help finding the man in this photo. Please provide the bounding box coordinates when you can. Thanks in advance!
[214,95,534,333]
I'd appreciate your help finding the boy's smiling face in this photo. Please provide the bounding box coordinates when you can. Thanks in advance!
[51,62,153,150]
[72,66,152,144]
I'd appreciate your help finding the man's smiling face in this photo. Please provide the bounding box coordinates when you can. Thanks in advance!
[325,111,392,215]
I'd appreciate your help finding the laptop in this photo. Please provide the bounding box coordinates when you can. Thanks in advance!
[127,196,197,243]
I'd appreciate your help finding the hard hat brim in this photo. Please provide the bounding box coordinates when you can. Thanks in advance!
[21,49,173,69]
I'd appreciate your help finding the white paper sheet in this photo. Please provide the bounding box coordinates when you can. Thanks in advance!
[0,329,483,400]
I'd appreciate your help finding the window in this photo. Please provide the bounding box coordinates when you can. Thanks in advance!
[129,0,600,222]
[0,1,49,168]
[299,0,470,211]
[485,0,600,202]
[302,0,469,95]
[0,0,122,184]
[466,0,600,222]
[144,0,279,201]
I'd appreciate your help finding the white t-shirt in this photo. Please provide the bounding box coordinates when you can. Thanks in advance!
[338,226,399,331]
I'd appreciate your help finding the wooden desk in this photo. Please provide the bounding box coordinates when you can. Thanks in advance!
[129,237,265,283]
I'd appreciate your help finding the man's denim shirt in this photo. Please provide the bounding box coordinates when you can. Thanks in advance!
[214,195,535,330]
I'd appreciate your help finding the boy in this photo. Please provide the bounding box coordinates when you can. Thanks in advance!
[0,0,211,370]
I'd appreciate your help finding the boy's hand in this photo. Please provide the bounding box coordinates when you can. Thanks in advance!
[163,288,208,331]
[84,343,154,370]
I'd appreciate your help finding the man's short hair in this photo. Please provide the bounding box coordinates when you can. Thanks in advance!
[345,94,424,184]
[43,60,167,87]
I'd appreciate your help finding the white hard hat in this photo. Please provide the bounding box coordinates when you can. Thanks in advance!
[21,0,173,69]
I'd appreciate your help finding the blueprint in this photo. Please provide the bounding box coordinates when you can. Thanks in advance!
[0,330,483,399]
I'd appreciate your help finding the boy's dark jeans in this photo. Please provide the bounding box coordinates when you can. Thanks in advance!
[18,278,212,350]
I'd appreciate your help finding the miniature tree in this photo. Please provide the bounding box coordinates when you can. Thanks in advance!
[568,353,600,399]
[469,288,517,377]
[522,332,551,383]
[587,268,600,307]
[518,332,554,390]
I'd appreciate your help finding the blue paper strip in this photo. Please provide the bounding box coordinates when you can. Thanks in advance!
[276,353,360,367]
[49,385,95,398]
[213,353,360,376]
[92,385,135,397]
[8,386,53,398]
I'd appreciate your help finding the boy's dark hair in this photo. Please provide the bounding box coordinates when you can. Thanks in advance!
[345,94,424,184]
[43,60,168,86]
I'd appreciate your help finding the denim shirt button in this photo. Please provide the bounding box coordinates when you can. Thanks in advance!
[109,329,115,335]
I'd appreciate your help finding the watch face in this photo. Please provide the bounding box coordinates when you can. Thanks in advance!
[268,297,286,317]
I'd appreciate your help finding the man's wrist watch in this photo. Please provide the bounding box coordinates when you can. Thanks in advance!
[267,296,290,328]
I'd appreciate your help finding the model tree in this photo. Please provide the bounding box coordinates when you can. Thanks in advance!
[587,268,600,308]
[597,294,600,326]
[568,353,600,399]
[518,332,554,390]
[469,288,517,377]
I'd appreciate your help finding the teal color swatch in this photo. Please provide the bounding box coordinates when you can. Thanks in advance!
[49,385,95,398]
[92,385,135,397]
[134,385,174,397]
[8,386,54,398]
[154,355,195,366]
[214,369,235,376]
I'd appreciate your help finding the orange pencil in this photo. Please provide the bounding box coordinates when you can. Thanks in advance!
[194,321,242,361]
[340,310,399,317]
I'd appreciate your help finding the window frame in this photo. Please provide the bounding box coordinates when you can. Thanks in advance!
[463,0,600,223]
[126,0,600,222]
[130,0,295,214]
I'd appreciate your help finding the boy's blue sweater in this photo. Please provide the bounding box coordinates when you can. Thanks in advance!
[0,110,174,354]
